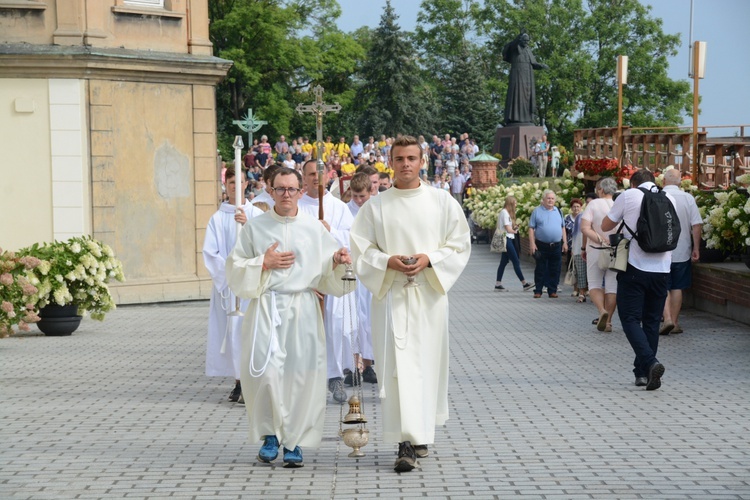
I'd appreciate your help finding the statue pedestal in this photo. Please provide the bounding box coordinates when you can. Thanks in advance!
[492,125,545,167]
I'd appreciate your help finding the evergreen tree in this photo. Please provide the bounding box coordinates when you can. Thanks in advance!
[441,45,499,150]
[355,0,435,137]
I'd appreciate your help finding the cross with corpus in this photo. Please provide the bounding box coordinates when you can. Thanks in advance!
[295,85,341,220]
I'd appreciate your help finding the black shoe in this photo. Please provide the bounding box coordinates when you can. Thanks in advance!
[646,362,665,391]
[413,444,429,458]
[228,381,241,402]
[362,366,378,384]
[394,441,417,472]
[634,377,648,387]
[344,371,353,386]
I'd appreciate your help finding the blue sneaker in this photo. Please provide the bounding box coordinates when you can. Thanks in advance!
[283,446,303,467]
[258,435,279,463]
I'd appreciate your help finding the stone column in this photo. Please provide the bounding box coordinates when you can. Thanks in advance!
[53,0,85,45]
[187,0,213,55]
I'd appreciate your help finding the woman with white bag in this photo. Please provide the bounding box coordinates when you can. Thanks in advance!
[581,177,619,332]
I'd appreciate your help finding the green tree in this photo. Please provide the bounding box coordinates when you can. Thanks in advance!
[441,45,499,150]
[355,0,436,137]
[209,0,364,157]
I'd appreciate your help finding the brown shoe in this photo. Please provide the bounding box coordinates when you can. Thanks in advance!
[549,293,559,298]
[533,293,542,299]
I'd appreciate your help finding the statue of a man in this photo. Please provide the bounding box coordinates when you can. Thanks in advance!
[502,31,548,126]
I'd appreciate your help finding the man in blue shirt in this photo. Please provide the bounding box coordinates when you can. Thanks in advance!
[528,190,568,298]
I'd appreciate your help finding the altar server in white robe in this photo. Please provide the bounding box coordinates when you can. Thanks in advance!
[350,135,471,473]
[298,160,356,404]
[203,167,263,401]
[251,164,277,209]
[345,172,377,384]
[227,167,352,467]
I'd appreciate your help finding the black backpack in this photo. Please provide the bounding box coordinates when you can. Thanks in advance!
[624,187,681,253]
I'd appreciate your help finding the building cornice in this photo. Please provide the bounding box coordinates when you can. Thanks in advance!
[0,44,232,84]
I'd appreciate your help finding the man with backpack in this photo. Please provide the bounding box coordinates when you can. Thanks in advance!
[601,169,680,391]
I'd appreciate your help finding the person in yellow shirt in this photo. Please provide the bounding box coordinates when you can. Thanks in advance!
[334,136,350,158]
[340,154,356,176]
[301,137,315,159]
[374,155,393,178]
[322,135,335,162]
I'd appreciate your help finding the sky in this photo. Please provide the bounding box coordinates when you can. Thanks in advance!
[334,0,750,136]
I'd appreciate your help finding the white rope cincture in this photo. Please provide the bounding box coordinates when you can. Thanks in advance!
[248,291,281,378]
[219,288,232,354]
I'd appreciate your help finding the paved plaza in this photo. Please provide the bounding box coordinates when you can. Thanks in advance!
[2,246,750,499]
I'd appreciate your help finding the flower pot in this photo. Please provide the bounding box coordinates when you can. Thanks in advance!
[698,239,728,264]
[37,304,82,336]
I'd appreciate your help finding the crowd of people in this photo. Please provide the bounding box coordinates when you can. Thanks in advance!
[221,132,480,207]
[206,128,700,473]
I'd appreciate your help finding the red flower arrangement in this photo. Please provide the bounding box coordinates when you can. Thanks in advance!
[574,158,632,184]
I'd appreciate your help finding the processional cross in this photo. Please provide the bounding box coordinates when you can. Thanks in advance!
[295,85,341,220]
[232,109,268,154]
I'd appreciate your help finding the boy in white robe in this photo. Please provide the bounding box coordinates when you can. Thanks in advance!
[297,160,356,404]
[203,167,263,401]
[350,136,471,473]
[226,167,352,467]
[344,172,377,385]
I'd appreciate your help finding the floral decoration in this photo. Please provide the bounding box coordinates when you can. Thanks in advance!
[20,236,125,322]
[0,249,42,337]
[698,185,750,253]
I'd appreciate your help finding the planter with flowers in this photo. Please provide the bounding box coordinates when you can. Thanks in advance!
[4,236,126,336]
[697,175,750,267]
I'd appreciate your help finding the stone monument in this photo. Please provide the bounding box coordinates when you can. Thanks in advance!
[493,31,548,166]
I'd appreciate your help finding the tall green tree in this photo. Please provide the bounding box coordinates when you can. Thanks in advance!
[208,0,364,156]
[441,45,499,149]
[355,0,436,137]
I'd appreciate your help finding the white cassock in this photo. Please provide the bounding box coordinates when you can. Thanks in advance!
[226,209,350,449]
[298,192,357,379]
[203,201,263,379]
[350,183,471,445]
[346,199,374,360]
[251,190,275,208]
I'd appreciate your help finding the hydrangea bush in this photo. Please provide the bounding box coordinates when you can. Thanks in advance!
[698,185,750,253]
[464,169,585,235]
[20,236,125,321]
[0,249,43,337]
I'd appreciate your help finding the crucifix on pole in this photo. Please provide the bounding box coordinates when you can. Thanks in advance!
[295,85,341,220]
[233,109,268,158]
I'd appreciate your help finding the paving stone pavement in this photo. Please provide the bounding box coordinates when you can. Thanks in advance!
[2,246,750,499]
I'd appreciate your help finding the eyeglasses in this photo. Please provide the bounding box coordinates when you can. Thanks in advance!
[273,187,300,196]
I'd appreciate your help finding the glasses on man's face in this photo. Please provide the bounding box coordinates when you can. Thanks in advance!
[273,187,300,196]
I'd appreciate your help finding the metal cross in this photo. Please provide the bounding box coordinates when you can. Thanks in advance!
[232,108,268,152]
[295,85,341,164]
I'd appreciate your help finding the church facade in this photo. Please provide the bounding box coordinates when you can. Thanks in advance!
[0,0,231,303]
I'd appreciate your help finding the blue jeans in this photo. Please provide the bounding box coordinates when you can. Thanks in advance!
[616,264,669,377]
[496,236,525,282]
[534,240,562,295]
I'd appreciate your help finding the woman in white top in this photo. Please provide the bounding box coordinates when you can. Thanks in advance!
[581,177,618,332]
[494,195,534,292]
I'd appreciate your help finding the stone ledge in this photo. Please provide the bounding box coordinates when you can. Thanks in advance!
[112,5,184,20]
[0,1,46,10]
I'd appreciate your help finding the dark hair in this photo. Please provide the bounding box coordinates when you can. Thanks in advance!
[225,167,245,182]
[585,191,598,201]
[262,164,280,183]
[356,165,378,176]
[630,169,655,187]
[378,172,390,180]
[390,135,423,158]
[270,167,302,188]
[302,159,317,173]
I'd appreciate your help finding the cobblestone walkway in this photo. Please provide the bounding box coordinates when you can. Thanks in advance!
[2,246,749,499]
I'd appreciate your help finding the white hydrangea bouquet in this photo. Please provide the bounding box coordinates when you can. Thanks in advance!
[697,176,750,253]
[21,236,125,320]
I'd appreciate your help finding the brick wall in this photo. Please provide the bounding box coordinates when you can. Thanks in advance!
[685,263,750,326]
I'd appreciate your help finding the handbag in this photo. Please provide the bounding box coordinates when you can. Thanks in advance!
[594,223,630,272]
[564,257,576,286]
[490,228,507,253]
